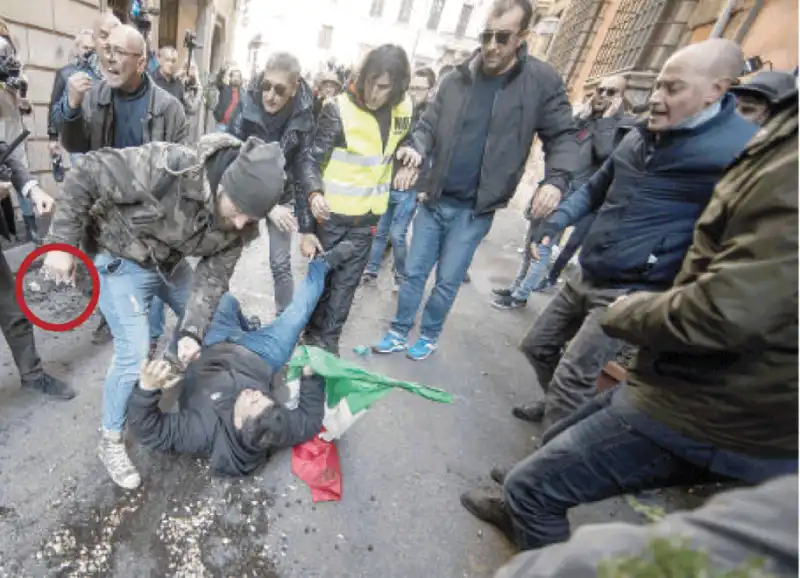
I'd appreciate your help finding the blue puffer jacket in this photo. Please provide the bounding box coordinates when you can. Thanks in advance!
[539,93,758,289]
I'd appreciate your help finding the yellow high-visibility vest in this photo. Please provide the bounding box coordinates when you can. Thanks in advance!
[323,93,413,217]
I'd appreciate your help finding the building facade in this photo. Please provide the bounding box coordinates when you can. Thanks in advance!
[234,0,487,78]
[541,0,798,105]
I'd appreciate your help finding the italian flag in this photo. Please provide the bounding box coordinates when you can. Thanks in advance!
[285,345,453,501]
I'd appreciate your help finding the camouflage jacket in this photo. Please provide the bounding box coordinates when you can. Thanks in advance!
[47,133,258,343]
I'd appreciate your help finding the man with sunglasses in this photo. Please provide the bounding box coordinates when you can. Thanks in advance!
[227,52,316,317]
[492,75,631,312]
[373,0,577,361]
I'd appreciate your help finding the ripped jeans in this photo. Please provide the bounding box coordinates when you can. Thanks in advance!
[95,253,192,433]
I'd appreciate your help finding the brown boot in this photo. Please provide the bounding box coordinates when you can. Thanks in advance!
[460,487,516,544]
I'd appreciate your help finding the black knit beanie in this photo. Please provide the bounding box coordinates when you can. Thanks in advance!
[219,137,286,218]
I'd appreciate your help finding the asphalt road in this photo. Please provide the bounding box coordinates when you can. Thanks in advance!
[0,210,697,577]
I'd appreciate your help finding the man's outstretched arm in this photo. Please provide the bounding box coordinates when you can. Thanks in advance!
[127,360,216,455]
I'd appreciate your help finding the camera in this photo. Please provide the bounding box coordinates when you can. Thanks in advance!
[0,54,28,98]
[184,30,200,51]
[130,0,160,34]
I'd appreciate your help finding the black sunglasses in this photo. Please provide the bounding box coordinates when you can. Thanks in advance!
[263,80,288,98]
[480,30,513,46]
[597,87,618,96]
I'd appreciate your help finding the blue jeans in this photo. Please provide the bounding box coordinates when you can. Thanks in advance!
[15,190,33,218]
[391,203,493,340]
[95,254,193,433]
[148,297,166,341]
[547,213,596,283]
[504,387,798,550]
[511,244,552,301]
[365,190,417,282]
[204,258,330,370]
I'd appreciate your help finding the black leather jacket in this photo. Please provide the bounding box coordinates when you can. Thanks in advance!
[227,78,315,206]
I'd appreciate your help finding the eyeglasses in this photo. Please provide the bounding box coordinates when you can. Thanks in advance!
[103,45,143,59]
[263,80,288,98]
[597,87,618,96]
[479,30,513,46]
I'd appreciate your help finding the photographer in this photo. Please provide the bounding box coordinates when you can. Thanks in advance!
[0,21,41,245]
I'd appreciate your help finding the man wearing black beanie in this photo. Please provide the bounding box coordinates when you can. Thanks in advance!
[42,133,285,490]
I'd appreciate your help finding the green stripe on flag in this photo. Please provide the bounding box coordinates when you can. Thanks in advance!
[287,345,453,415]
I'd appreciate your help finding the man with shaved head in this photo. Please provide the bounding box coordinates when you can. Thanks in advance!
[461,39,767,549]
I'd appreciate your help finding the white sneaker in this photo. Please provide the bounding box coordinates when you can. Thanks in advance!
[98,431,141,490]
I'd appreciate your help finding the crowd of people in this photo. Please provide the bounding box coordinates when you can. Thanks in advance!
[0,0,797,574]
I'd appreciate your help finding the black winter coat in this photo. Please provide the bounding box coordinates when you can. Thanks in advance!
[227,79,316,205]
[127,342,326,477]
[410,46,578,215]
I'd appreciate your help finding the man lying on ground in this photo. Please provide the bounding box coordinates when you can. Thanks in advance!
[127,242,354,477]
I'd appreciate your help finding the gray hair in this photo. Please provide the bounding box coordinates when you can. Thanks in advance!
[264,52,302,83]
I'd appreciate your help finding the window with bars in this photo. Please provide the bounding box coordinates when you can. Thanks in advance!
[427,0,447,30]
[588,0,686,79]
[318,25,334,49]
[545,0,604,86]
[455,4,474,38]
[398,0,415,23]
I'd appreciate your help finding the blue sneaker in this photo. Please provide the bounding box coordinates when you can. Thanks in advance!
[373,331,408,354]
[407,336,438,361]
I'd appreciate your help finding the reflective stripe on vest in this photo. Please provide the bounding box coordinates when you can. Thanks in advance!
[323,93,413,217]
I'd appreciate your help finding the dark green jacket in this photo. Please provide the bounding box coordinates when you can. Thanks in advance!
[602,94,798,458]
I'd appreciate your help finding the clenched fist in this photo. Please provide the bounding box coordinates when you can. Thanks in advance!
[67,72,94,110]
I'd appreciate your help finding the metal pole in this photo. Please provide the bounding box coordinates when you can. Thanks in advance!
[710,0,738,38]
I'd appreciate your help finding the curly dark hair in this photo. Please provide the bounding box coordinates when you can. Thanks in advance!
[239,403,292,451]
[354,44,411,108]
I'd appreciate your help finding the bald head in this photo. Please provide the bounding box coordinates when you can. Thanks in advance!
[668,38,743,88]
[648,39,742,132]
[104,25,146,92]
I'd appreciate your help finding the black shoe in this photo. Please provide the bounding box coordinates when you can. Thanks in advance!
[492,295,527,310]
[361,272,378,286]
[460,487,515,544]
[321,241,356,270]
[246,315,262,331]
[492,288,513,297]
[23,373,75,400]
[490,465,511,486]
[23,215,42,245]
[148,340,158,361]
[92,317,113,345]
[512,401,546,423]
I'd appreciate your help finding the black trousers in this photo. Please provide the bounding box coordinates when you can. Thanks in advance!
[0,249,42,384]
[304,219,374,354]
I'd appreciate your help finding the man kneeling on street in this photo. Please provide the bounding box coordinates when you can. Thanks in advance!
[127,240,355,477]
